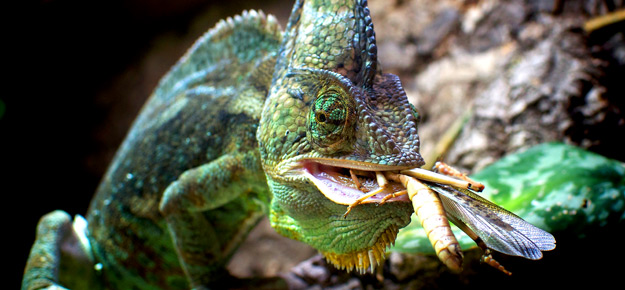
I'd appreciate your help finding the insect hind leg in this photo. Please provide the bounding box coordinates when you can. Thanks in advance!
[433,161,485,192]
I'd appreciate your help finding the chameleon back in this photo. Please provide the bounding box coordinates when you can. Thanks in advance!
[84,11,282,289]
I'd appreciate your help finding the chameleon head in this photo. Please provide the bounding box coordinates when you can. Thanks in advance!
[258,67,423,272]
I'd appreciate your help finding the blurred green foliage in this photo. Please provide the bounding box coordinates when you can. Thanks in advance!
[394,142,625,253]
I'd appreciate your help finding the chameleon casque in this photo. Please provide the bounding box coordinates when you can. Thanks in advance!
[23,0,554,289]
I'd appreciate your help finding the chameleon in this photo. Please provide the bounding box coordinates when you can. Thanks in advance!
[22,0,554,289]
[23,1,419,289]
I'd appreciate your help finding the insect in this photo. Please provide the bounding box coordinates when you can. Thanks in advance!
[344,162,556,274]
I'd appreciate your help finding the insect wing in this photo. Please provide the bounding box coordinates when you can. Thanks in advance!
[428,184,555,260]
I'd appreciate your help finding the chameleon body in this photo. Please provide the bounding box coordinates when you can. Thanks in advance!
[23,1,423,289]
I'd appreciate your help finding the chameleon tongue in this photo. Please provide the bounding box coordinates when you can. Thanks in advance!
[302,162,408,205]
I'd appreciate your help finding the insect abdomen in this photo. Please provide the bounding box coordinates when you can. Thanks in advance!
[401,174,463,272]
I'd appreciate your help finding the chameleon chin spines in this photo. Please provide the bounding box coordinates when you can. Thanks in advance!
[321,224,399,274]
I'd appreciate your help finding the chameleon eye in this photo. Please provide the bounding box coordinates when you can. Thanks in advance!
[307,90,353,153]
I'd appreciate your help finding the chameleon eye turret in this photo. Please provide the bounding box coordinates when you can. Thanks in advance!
[308,89,353,151]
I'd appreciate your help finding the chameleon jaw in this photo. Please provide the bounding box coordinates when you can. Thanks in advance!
[280,159,411,273]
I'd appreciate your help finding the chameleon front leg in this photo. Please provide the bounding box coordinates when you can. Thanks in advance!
[159,152,267,288]
[22,211,99,290]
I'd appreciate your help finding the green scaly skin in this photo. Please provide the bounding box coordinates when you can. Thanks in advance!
[23,1,423,289]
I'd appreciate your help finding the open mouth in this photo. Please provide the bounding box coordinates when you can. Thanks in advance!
[298,160,411,205]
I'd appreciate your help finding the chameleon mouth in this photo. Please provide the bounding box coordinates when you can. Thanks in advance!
[286,159,413,273]
[300,160,411,205]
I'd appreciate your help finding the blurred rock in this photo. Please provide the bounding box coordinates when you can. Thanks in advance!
[228,218,317,279]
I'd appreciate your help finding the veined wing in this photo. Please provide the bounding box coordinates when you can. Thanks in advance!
[428,184,556,260]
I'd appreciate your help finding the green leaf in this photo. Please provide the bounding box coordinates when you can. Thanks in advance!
[393,142,625,253]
